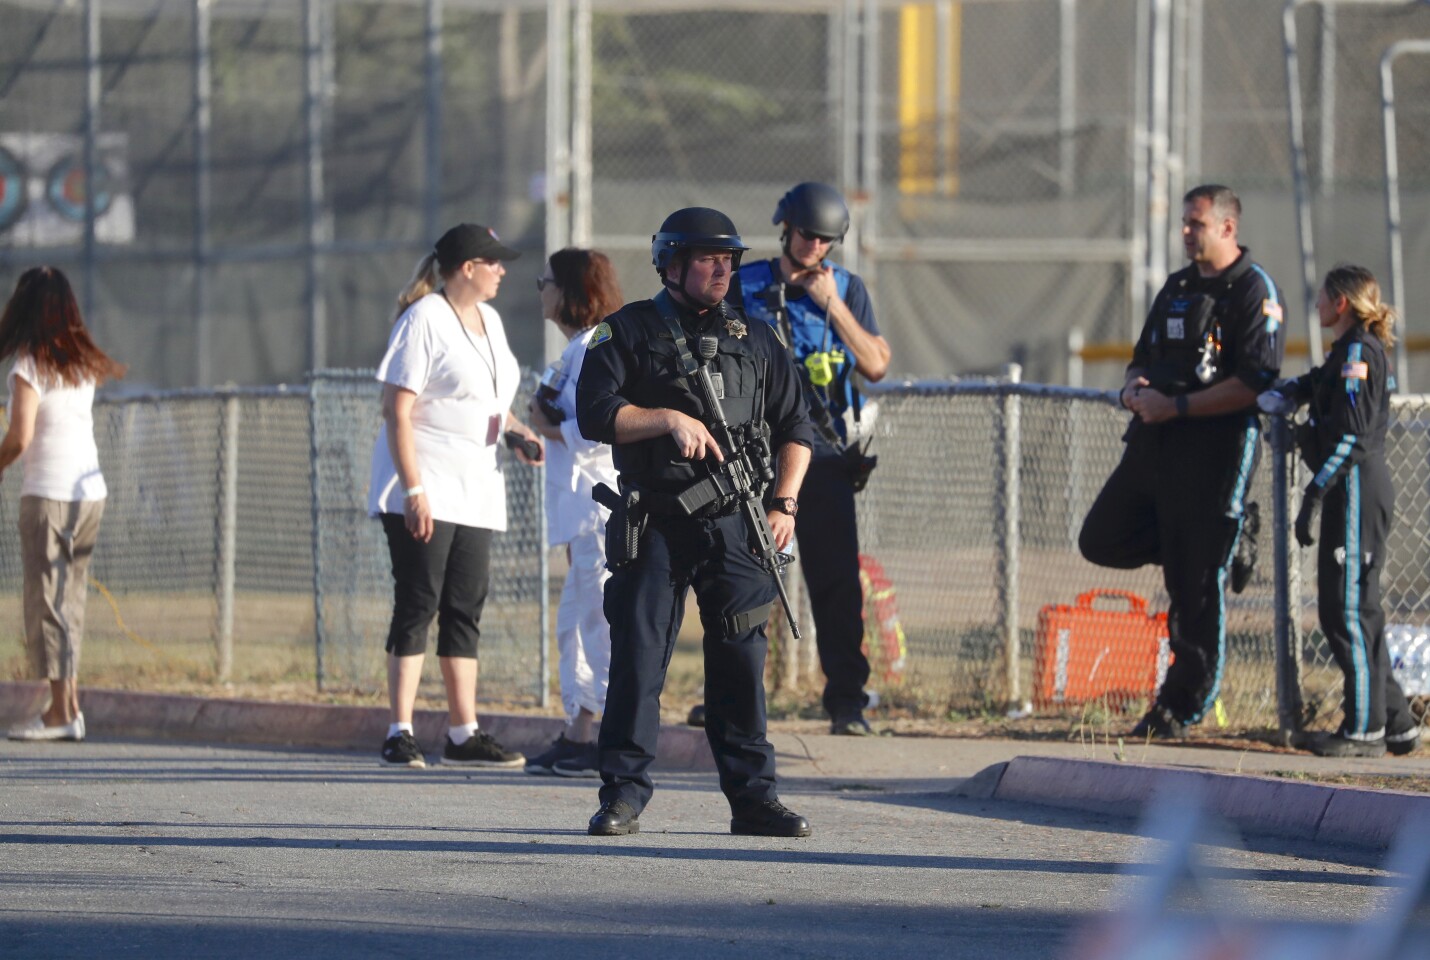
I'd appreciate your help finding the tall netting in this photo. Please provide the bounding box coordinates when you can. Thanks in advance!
[1292,395,1430,733]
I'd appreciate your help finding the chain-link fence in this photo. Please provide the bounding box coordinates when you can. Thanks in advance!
[5,370,1430,732]
[847,376,1277,726]
[0,372,548,702]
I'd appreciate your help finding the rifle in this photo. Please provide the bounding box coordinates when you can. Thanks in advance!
[686,306,801,640]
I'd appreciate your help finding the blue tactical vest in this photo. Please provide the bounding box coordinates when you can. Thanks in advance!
[738,258,860,443]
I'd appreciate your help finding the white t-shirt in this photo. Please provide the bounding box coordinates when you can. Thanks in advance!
[367,293,522,531]
[543,326,616,546]
[8,354,107,502]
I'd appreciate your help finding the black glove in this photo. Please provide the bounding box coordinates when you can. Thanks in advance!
[1295,487,1323,547]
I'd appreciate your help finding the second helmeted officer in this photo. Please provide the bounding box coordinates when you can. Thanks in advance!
[575,207,815,838]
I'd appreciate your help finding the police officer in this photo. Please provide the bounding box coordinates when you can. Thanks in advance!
[575,207,815,837]
[733,182,891,735]
[1079,185,1283,739]
[1260,265,1419,757]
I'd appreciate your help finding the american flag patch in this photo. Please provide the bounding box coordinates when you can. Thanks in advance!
[1263,299,1283,335]
[1342,361,1369,380]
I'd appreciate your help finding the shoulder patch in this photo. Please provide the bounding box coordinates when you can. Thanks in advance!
[1341,361,1368,380]
[1262,299,1282,335]
[587,322,613,349]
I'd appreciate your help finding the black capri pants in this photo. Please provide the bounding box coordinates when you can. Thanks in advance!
[380,513,492,658]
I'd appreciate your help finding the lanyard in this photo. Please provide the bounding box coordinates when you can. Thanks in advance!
[442,290,500,398]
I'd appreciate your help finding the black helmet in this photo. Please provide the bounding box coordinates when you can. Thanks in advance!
[773,182,850,242]
[651,207,749,271]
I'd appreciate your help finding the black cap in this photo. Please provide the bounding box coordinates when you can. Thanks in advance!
[773,182,850,242]
[434,223,521,270]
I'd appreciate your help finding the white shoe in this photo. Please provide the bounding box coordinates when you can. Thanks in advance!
[7,712,85,741]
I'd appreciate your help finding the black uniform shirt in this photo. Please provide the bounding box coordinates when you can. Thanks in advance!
[575,292,813,491]
[1132,247,1284,399]
[1296,325,1392,494]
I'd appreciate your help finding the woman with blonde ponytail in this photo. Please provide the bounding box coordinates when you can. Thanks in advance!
[393,252,443,322]
[367,223,545,770]
[1259,264,1419,757]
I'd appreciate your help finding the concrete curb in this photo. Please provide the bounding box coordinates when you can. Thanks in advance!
[955,754,1430,850]
[0,683,716,772]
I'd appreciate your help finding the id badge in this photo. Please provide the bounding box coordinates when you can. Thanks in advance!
[1167,316,1185,340]
[485,413,502,445]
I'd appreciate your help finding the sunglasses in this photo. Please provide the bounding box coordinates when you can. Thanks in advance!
[797,228,837,243]
[536,275,558,292]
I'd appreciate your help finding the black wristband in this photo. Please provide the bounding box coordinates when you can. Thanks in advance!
[1174,394,1189,418]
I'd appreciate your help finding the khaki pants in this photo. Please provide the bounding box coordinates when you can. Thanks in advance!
[19,496,105,680]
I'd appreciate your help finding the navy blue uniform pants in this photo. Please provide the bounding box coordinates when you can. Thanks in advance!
[1078,415,1258,724]
[598,511,779,813]
[794,454,871,718]
[1318,462,1413,741]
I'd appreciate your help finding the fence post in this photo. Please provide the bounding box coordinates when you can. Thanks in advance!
[537,462,550,708]
[1270,414,1304,740]
[216,394,239,682]
[996,364,1023,710]
[308,376,327,691]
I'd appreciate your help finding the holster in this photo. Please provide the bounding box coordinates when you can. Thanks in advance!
[593,482,647,569]
[843,445,878,493]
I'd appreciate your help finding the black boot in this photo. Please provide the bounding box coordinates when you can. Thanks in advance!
[588,799,640,836]
[1310,731,1386,758]
[730,799,811,838]
[1130,704,1187,741]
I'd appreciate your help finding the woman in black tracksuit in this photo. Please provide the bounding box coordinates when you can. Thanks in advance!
[1267,265,1420,757]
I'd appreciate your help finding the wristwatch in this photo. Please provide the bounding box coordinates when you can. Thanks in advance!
[771,497,799,518]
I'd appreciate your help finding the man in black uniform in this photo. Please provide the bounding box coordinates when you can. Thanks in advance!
[1079,185,1283,739]
[575,207,814,837]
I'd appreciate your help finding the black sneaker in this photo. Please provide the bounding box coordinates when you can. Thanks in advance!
[1311,732,1386,758]
[588,799,640,836]
[380,731,426,768]
[1387,728,1422,757]
[524,735,583,776]
[1231,502,1259,594]
[440,731,524,767]
[552,741,600,778]
[731,798,811,838]
[830,711,873,736]
[1130,704,1187,741]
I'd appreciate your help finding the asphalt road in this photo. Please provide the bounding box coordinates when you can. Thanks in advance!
[0,736,1407,959]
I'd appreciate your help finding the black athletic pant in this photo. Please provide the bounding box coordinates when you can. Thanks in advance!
[1317,461,1413,741]
[794,453,871,719]
[598,511,778,813]
[1078,415,1259,724]
[381,514,491,658]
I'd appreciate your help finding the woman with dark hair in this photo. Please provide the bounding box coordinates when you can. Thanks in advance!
[1,266,124,742]
[368,223,543,769]
[1262,264,1420,757]
[523,248,623,777]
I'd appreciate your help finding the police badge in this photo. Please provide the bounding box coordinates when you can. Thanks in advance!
[724,314,747,339]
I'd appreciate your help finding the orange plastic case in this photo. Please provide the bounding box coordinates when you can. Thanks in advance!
[1034,590,1171,708]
